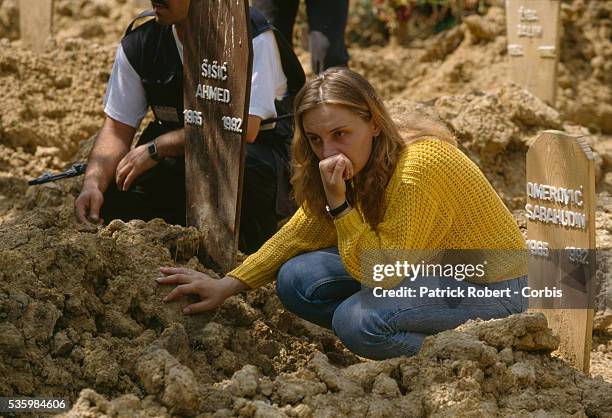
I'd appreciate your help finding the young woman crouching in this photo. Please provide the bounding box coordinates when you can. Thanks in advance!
[157,67,528,360]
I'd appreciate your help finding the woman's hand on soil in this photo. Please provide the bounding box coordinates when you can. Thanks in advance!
[319,153,352,208]
[156,267,246,314]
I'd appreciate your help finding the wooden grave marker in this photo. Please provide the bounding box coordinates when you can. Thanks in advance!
[526,130,596,373]
[19,0,53,53]
[506,0,561,106]
[183,0,253,272]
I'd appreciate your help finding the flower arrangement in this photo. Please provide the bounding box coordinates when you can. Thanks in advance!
[370,0,487,45]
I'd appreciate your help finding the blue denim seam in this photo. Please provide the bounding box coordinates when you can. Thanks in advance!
[494,277,527,313]
[304,275,356,300]
[493,296,523,314]
[380,303,441,335]
[387,330,427,353]
[382,297,517,334]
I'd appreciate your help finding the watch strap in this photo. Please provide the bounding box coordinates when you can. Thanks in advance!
[326,200,350,218]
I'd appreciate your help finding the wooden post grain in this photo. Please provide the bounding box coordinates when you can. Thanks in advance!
[19,0,53,52]
[506,0,561,106]
[526,130,596,373]
[183,0,253,272]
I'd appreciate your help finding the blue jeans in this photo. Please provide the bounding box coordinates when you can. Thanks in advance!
[276,247,528,360]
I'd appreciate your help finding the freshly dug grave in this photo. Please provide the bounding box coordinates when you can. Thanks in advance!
[0,185,359,409]
[0,0,611,416]
[1,57,611,418]
[0,182,610,417]
[58,314,612,417]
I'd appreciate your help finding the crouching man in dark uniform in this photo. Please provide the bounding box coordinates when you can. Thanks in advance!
[74,0,305,254]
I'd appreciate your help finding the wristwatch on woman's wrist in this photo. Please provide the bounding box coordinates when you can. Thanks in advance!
[326,199,350,218]
[147,139,161,162]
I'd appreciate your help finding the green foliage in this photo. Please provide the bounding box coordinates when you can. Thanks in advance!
[347,0,390,46]
[346,0,489,47]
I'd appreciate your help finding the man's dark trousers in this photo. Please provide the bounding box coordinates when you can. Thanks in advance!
[252,0,349,74]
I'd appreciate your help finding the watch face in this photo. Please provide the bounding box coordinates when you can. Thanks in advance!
[325,205,334,218]
[148,142,159,160]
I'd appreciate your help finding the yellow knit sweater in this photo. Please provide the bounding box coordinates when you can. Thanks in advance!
[228,138,527,289]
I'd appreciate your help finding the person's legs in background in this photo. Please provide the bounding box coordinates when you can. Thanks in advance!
[252,0,349,74]
[239,142,283,254]
[305,0,349,73]
[251,0,300,47]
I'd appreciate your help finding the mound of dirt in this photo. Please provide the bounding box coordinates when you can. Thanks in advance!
[557,0,612,133]
[54,0,145,44]
[0,187,360,406]
[351,2,612,134]
[56,313,612,417]
[0,39,115,159]
[0,156,608,418]
[0,1,611,416]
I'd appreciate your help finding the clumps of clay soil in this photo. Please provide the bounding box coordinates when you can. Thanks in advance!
[55,313,612,417]
[0,181,608,417]
[0,183,359,411]
[0,27,128,226]
[0,39,115,159]
[351,1,612,134]
[387,82,609,211]
[557,0,612,133]
[0,1,611,416]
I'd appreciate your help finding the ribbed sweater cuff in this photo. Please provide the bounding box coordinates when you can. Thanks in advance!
[226,264,272,290]
[333,208,364,238]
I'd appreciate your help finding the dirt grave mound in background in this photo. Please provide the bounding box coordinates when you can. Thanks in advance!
[0,39,115,160]
[0,0,143,44]
[350,1,612,134]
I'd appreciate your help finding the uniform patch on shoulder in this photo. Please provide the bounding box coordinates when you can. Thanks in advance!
[130,15,156,32]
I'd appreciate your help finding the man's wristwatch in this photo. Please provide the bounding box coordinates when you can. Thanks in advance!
[326,200,350,218]
[147,140,161,162]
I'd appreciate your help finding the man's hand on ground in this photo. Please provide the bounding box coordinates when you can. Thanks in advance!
[115,144,158,191]
[75,186,105,225]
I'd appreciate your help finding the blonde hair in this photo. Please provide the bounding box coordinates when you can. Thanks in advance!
[291,67,457,228]
[393,111,457,147]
